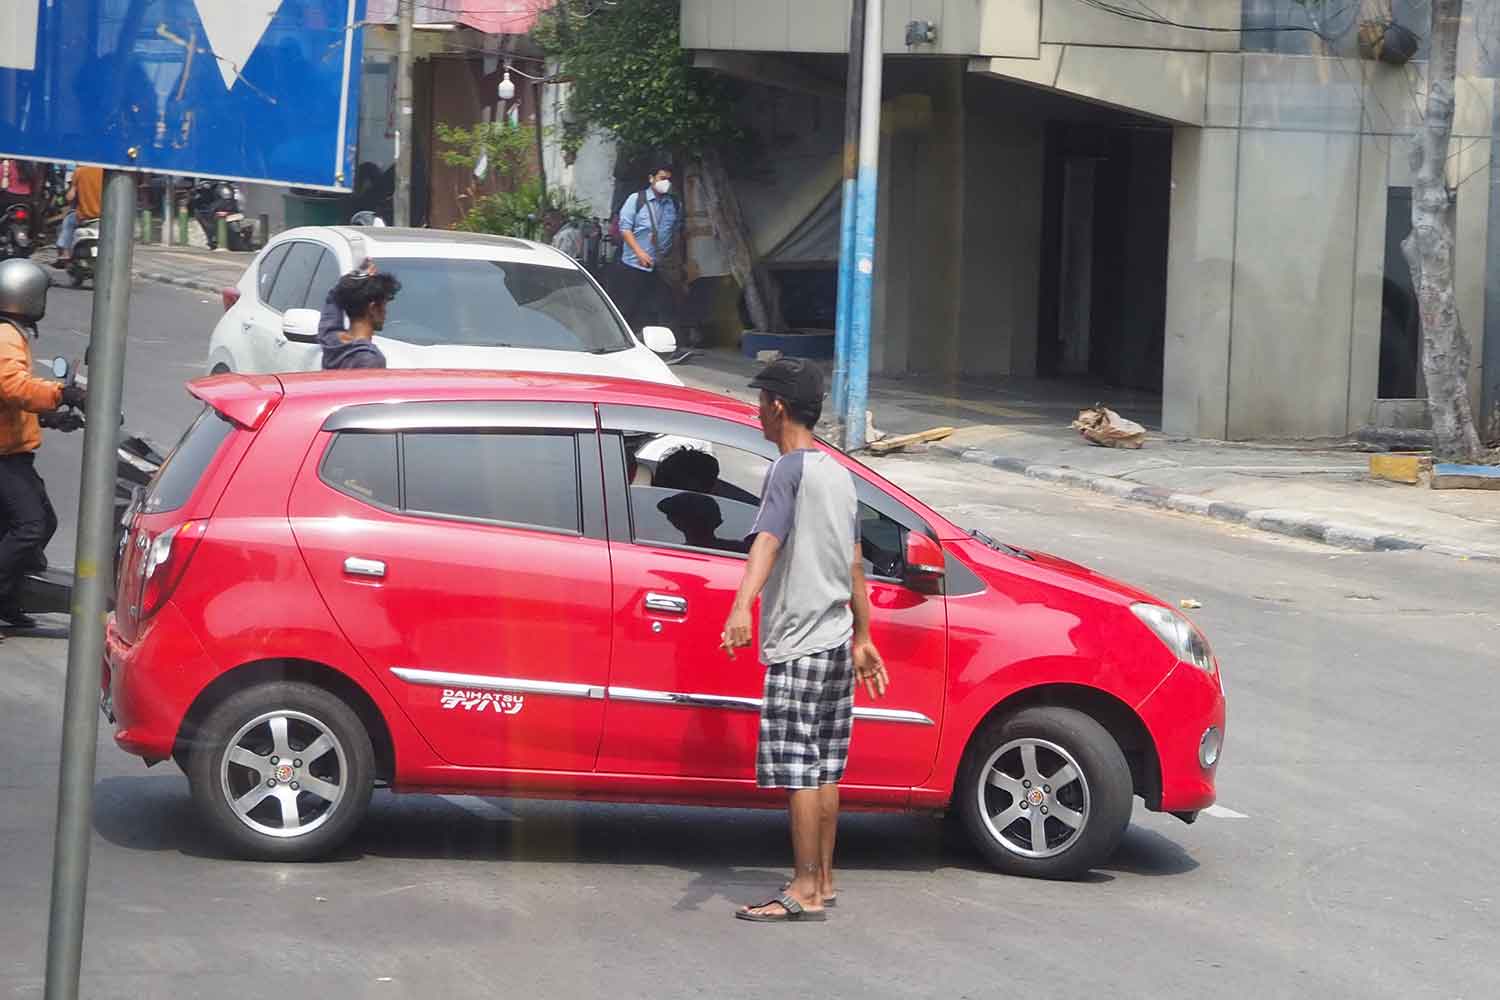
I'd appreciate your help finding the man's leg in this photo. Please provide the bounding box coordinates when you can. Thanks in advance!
[786,788,823,906]
[818,783,839,898]
[610,263,645,333]
[0,454,50,619]
[54,210,77,260]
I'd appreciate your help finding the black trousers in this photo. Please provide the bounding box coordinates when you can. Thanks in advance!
[610,262,672,334]
[0,451,57,605]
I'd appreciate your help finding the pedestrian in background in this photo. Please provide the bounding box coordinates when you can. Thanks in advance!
[611,163,680,334]
[318,261,400,370]
[722,358,890,923]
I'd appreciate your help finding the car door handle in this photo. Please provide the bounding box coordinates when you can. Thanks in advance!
[344,557,386,579]
[644,592,687,614]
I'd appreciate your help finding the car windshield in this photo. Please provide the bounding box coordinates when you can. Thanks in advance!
[377,257,633,352]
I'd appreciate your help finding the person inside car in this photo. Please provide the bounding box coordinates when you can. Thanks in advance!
[318,261,400,370]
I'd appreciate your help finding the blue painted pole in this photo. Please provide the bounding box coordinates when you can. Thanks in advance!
[845,0,883,451]
[831,0,867,435]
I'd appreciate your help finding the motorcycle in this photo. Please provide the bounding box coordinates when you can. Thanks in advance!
[0,204,33,260]
[190,179,254,251]
[66,219,99,288]
[9,357,166,618]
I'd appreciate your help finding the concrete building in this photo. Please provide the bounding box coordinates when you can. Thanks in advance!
[681,0,1500,441]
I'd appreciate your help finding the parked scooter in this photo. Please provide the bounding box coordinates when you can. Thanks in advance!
[9,357,167,617]
[190,179,254,251]
[0,204,33,260]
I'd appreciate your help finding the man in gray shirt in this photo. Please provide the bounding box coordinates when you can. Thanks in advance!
[722,359,889,923]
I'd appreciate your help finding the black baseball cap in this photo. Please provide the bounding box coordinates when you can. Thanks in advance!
[748,358,824,409]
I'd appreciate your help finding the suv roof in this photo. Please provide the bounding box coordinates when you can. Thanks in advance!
[191,369,761,426]
[274,226,564,266]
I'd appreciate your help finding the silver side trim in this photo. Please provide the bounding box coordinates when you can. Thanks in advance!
[606,686,934,726]
[391,667,604,700]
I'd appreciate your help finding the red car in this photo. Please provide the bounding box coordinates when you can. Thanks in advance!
[104,371,1225,879]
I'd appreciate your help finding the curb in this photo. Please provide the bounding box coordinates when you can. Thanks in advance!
[933,442,1500,564]
[133,269,227,295]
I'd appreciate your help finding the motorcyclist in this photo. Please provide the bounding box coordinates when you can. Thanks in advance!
[0,259,86,631]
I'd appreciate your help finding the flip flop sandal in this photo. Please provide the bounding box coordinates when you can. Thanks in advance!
[782,882,836,907]
[735,892,829,923]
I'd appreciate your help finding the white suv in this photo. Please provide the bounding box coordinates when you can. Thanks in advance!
[206,226,681,384]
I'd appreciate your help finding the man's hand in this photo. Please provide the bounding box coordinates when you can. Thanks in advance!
[721,605,753,659]
[638,251,655,270]
[852,638,888,699]
[59,383,86,410]
[39,410,84,432]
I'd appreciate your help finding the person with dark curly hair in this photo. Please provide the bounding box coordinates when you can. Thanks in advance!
[318,260,401,370]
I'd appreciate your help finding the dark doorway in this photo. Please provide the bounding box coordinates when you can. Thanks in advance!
[1038,124,1172,392]
[1378,187,1424,399]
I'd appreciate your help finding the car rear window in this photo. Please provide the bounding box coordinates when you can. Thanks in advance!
[320,432,399,508]
[377,257,633,353]
[402,432,581,533]
[143,407,236,514]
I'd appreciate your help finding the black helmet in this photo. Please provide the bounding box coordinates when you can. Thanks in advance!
[0,258,48,324]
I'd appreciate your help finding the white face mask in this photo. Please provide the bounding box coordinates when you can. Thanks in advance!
[653,178,672,196]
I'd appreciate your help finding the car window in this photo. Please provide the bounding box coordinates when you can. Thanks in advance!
[143,407,236,514]
[402,432,580,533]
[304,249,342,311]
[320,432,398,508]
[375,257,633,352]
[615,428,910,576]
[267,242,322,313]
[256,244,291,303]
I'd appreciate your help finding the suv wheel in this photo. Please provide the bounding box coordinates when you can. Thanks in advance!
[187,682,374,861]
[957,706,1132,879]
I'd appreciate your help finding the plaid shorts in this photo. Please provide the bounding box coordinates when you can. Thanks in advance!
[756,642,855,790]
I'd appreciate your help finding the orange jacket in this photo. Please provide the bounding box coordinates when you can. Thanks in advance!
[74,166,103,220]
[0,319,63,455]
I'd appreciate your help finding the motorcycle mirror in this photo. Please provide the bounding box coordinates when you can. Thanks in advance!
[50,356,68,379]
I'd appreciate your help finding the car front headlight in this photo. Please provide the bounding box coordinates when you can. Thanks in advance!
[1131,603,1215,672]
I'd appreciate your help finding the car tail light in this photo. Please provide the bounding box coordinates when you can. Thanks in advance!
[138,520,208,620]
[221,287,241,311]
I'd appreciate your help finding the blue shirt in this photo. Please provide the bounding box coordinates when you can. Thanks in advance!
[619,188,679,272]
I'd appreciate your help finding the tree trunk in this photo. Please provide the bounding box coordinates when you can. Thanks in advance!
[1402,0,1485,462]
[697,149,785,333]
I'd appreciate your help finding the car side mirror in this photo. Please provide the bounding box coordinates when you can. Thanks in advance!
[282,308,321,344]
[642,325,677,354]
[50,356,68,379]
[902,532,946,595]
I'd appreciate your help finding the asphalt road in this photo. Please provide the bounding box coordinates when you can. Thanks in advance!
[3,281,1498,999]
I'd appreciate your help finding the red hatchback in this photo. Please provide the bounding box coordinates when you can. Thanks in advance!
[104,371,1225,879]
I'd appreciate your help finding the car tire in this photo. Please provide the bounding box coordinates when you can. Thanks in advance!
[186,681,374,861]
[957,706,1132,880]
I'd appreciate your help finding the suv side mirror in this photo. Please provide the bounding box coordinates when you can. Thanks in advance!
[282,308,321,344]
[642,326,677,354]
[903,531,946,595]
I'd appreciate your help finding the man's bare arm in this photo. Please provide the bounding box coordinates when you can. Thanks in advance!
[721,532,783,654]
[850,544,889,698]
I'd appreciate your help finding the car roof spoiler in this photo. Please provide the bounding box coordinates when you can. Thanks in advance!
[187,373,284,431]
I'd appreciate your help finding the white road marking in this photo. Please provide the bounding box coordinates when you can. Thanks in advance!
[439,794,519,822]
[1203,804,1249,819]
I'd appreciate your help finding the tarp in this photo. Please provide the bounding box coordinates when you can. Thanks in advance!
[763,181,841,266]
[366,0,553,34]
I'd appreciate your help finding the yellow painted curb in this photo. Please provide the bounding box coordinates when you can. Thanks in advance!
[1369,453,1431,485]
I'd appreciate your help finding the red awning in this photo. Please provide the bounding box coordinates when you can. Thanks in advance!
[365,0,556,35]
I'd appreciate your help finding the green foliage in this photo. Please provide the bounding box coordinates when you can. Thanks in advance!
[435,120,537,181]
[455,181,593,240]
[534,0,742,156]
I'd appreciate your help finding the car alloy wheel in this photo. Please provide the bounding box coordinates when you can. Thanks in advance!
[220,710,348,839]
[977,737,1091,859]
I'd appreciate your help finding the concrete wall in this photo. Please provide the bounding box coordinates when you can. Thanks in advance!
[1162,54,1495,440]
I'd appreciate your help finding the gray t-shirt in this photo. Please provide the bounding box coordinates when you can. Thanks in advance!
[750,449,859,664]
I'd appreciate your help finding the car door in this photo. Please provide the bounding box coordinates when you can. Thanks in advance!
[287,400,613,772]
[594,405,947,788]
[236,242,290,372]
[251,240,324,373]
[279,246,341,372]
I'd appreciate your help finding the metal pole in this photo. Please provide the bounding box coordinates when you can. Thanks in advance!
[535,80,548,208]
[831,0,867,445]
[160,175,171,246]
[844,0,883,450]
[43,169,136,1000]
[394,0,414,227]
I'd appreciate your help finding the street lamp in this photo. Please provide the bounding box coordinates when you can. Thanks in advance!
[497,69,516,102]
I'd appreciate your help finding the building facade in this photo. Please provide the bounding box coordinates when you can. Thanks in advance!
[681,0,1500,441]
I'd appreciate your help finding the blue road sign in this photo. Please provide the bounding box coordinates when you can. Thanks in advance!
[1,0,365,190]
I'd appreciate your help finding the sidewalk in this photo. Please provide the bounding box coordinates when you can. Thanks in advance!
[118,247,1498,562]
[676,350,1500,562]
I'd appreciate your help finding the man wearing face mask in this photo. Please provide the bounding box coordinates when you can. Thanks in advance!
[611,163,680,337]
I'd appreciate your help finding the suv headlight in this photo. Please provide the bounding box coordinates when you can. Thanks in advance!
[1131,603,1215,672]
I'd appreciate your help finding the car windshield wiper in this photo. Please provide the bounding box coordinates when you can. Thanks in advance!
[970,528,1032,560]
[588,344,632,354]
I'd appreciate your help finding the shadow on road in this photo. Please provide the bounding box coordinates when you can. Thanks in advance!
[92,778,1198,886]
